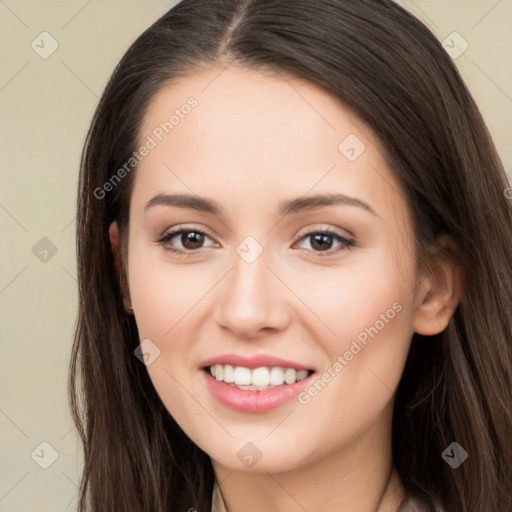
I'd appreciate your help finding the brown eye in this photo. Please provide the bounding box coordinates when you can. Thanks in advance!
[156,228,216,254]
[295,230,354,256]
[178,231,205,250]
[310,233,335,251]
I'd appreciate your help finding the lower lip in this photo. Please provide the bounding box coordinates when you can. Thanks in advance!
[202,369,314,413]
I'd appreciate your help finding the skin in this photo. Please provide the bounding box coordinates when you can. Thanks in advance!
[109,64,463,512]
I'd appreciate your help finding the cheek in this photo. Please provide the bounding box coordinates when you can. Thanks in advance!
[128,237,214,339]
[295,244,413,344]
[295,246,416,414]
[127,247,215,436]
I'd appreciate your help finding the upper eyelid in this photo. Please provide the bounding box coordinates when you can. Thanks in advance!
[295,225,354,241]
[158,224,352,238]
[158,225,217,243]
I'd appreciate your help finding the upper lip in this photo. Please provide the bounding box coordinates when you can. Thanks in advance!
[201,353,314,371]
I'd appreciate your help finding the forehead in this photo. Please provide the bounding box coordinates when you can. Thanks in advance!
[132,65,407,223]
[139,64,370,162]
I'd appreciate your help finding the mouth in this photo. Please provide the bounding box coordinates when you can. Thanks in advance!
[203,364,315,391]
[199,353,317,413]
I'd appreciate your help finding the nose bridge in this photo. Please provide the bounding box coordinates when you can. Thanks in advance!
[214,234,288,335]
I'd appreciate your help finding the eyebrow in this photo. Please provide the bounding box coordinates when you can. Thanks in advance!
[144,192,378,217]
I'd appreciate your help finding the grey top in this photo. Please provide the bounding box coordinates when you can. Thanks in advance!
[211,481,440,512]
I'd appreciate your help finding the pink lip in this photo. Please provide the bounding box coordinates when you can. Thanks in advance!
[202,370,314,413]
[200,353,313,371]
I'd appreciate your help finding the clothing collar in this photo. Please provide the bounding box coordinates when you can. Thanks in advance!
[211,480,436,512]
[211,480,227,512]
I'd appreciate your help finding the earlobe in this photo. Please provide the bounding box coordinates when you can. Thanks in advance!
[413,235,464,336]
[109,221,132,313]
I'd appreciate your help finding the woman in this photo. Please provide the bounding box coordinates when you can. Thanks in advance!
[69,0,512,511]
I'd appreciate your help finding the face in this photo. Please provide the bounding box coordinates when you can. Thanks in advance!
[118,64,426,473]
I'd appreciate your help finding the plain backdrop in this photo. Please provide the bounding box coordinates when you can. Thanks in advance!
[0,1,511,511]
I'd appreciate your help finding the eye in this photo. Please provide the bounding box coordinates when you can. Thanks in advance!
[294,230,354,256]
[155,227,355,257]
[155,227,216,254]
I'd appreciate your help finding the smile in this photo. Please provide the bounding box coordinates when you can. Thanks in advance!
[202,366,315,413]
[208,364,312,390]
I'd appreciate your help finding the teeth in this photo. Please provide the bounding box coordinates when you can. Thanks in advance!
[233,366,252,385]
[208,365,311,387]
[214,364,223,381]
[270,367,285,385]
[223,364,235,383]
[251,367,270,386]
[284,368,296,384]
[296,369,309,381]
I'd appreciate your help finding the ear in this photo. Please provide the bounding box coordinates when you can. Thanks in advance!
[413,234,464,335]
[109,221,132,313]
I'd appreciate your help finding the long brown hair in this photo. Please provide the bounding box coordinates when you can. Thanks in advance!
[69,0,512,510]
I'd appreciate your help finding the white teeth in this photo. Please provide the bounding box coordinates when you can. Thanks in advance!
[284,368,296,384]
[251,367,270,386]
[233,366,252,385]
[296,369,309,381]
[223,364,235,383]
[214,364,223,381]
[208,364,311,387]
[269,367,285,385]
[232,384,278,390]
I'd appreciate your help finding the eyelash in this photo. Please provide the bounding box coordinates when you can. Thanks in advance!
[154,226,355,257]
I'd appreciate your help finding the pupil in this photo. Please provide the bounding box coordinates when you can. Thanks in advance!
[311,233,332,251]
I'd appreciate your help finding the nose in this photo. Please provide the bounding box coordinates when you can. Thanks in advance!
[213,246,291,339]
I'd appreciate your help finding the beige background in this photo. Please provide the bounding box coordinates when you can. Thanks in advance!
[0,1,511,510]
